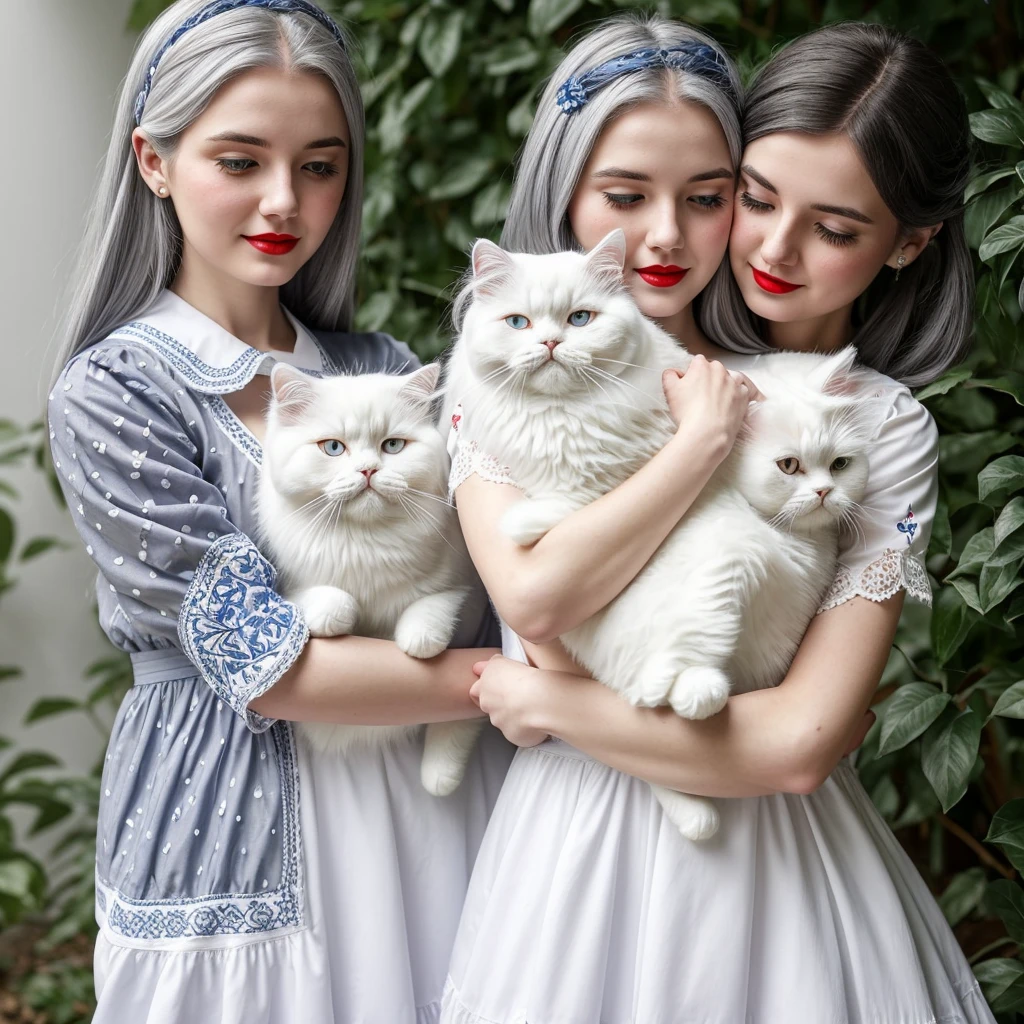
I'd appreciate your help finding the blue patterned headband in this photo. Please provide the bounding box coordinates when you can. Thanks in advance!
[556,43,733,116]
[134,0,346,125]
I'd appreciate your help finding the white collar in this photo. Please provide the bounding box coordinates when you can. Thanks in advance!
[109,289,327,394]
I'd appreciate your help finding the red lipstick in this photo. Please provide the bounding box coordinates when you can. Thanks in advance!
[636,265,687,288]
[244,233,299,256]
[750,266,802,295]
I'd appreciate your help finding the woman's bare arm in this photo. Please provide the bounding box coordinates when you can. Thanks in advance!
[457,358,755,643]
[472,594,901,797]
[249,637,492,725]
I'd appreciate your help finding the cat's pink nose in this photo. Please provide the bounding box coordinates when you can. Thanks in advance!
[542,340,560,353]
[816,487,831,502]
[360,469,377,481]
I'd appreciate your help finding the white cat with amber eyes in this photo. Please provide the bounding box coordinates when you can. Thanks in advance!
[258,362,482,796]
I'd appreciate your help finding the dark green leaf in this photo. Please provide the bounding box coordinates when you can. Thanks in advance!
[0,507,13,565]
[979,456,1024,504]
[970,372,1024,405]
[976,78,1021,110]
[986,799,1024,874]
[0,667,22,683]
[994,496,1024,547]
[485,39,541,77]
[948,528,995,577]
[878,682,952,755]
[23,698,82,725]
[915,367,972,401]
[970,108,1024,147]
[18,536,65,562]
[990,680,1024,719]
[979,557,1024,612]
[868,774,899,820]
[0,858,40,903]
[527,0,584,37]
[987,879,1024,945]
[981,216,1024,262]
[928,498,952,558]
[965,186,1020,250]
[938,868,987,927]
[471,180,512,227]
[428,157,494,200]
[921,705,983,811]
[418,10,464,78]
[0,752,62,787]
[965,168,1016,202]
[974,959,1024,1014]
[930,586,974,666]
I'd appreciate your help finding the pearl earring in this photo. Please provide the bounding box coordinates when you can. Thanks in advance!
[157,185,168,197]
[895,254,906,282]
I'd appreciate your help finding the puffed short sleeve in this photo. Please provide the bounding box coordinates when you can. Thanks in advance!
[49,344,308,733]
[818,388,937,613]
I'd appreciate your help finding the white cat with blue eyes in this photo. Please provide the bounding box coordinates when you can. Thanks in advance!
[447,229,879,839]
[259,362,482,797]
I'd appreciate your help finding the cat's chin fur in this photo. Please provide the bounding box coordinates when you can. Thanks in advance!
[447,229,880,840]
[258,363,482,795]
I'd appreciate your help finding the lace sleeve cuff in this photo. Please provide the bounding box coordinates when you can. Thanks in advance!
[178,533,309,733]
[817,547,931,614]
[446,403,518,498]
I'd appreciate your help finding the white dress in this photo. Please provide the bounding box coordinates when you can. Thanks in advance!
[50,291,514,1024]
[440,366,994,1024]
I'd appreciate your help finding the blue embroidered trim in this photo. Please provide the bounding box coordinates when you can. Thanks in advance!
[108,322,264,394]
[98,721,304,940]
[205,396,263,469]
[177,533,309,734]
[556,43,733,115]
[135,0,345,124]
[897,504,918,546]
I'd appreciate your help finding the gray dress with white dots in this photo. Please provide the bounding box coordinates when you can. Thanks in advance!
[49,290,513,1024]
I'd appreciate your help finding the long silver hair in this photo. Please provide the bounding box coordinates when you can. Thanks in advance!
[453,14,742,328]
[53,0,364,380]
[699,22,973,387]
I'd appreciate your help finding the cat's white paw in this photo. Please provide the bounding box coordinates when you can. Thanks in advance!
[395,624,450,660]
[421,757,465,797]
[500,498,574,547]
[652,786,720,841]
[295,586,360,637]
[668,666,731,720]
[633,653,682,707]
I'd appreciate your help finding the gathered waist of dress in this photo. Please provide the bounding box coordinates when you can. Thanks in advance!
[129,648,200,686]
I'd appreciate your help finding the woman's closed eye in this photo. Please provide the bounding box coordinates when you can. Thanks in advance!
[215,157,339,179]
[814,224,857,247]
[690,193,727,211]
[601,192,643,209]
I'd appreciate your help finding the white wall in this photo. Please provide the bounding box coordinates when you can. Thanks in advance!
[0,1,138,819]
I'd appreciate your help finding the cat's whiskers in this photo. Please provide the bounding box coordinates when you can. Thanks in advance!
[405,487,455,509]
[398,494,460,555]
[591,356,662,374]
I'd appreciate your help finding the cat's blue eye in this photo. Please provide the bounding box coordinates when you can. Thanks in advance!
[568,310,593,327]
[505,314,530,330]
[776,457,799,475]
[318,439,346,456]
[830,456,850,472]
[382,438,406,454]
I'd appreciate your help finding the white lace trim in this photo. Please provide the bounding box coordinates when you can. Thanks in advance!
[446,402,517,497]
[817,547,931,614]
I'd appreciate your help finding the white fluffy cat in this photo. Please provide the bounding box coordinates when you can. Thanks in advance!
[446,230,879,840]
[259,362,482,797]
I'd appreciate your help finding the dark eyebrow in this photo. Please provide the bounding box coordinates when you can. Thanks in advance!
[689,167,733,183]
[206,131,347,149]
[810,202,873,225]
[740,164,777,194]
[592,167,651,182]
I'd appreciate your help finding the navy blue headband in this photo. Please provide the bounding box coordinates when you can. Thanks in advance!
[134,0,346,125]
[556,43,733,116]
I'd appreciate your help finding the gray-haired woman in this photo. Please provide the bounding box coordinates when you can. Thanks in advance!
[443,17,991,1024]
[49,1,513,1020]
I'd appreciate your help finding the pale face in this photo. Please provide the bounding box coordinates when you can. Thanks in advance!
[134,66,349,291]
[729,132,906,331]
[567,100,735,336]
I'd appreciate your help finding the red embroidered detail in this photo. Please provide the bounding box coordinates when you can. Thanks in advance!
[451,413,461,429]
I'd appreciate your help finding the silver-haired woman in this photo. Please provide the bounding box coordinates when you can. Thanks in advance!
[444,15,992,1024]
[49,1,512,1020]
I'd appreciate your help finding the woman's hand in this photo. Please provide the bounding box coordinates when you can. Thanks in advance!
[470,656,554,747]
[662,355,761,457]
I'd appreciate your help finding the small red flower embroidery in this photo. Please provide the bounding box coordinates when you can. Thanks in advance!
[451,413,461,430]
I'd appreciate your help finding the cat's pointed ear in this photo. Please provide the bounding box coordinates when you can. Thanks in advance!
[397,363,441,410]
[269,363,317,424]
[471,238,515,297]
[811,345,865,397]
[584,229,627,288]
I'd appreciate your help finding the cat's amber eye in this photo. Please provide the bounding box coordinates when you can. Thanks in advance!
[382,438,406,454]
[830,456,850,472]
[505,314,530,330]
[776,457,800,475]
[568,310,594,327]
[318,439,346,456]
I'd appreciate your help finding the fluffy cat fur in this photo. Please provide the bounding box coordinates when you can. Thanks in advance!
[259,362,482,797]
[446,230,879,839]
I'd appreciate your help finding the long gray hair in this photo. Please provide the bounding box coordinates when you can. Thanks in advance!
[54,0,364,380]
[451,14,743,328]
[700,22,973,387]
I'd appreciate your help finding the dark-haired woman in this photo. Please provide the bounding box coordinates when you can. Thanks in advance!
[442,22,993,1024]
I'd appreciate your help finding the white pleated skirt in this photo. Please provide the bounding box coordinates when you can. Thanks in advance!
[93,724,514,1023]
[441,737,993,1024]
